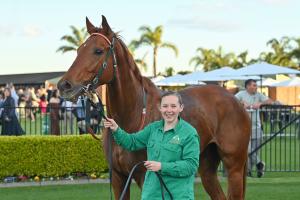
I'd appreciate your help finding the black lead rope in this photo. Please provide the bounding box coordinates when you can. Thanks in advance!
[108,128,113,200]
[119,161,173,200]
[81,95,113,200]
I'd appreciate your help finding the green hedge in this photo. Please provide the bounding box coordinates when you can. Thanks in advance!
[0,135,108,178]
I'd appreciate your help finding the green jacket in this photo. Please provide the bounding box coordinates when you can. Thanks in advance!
[113,118,200,200]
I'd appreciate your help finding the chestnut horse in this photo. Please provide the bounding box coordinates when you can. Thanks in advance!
[58,16,250,200]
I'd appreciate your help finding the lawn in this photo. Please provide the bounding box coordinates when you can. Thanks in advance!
[1,176,300,200]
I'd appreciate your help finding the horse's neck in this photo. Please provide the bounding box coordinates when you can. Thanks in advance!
[106,43,145,131]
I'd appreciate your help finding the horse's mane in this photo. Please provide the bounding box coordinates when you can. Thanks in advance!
[115,34,143,85]
[114,33,162,98]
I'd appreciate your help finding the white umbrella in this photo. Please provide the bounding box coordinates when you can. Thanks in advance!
[225,62,300,76]
[256,78,279,86]
[151,76,165,83]
[270,77,300,87]
[156,74,206,86]
[177,67,260,84]
[223,62,300,91]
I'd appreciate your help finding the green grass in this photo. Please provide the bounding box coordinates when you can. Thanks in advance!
[1,177,300,200]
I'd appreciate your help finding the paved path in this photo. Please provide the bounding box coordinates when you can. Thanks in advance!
[0,177,206,188]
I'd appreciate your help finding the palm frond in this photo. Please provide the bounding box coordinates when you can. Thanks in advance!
[161,42,179,57]
[56,46,77,53]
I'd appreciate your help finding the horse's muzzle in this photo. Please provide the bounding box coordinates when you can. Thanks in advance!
[57,79,82,102]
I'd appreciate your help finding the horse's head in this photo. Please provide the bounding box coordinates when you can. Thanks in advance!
[58,15,117,101]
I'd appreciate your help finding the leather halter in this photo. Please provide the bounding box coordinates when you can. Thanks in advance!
[81,33,147,132]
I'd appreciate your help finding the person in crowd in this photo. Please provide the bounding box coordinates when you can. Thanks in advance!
[75,96,87,134]
[61,99,75,134]
[7,83,19,117]
[235,79,273,178]
[0,87,24,136]
[103,91,200,200]
[39,94,48,134]
[49,90,60,135]
[46,85,53,103]
[0,91,4,127]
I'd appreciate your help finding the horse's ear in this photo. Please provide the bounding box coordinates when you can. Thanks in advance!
[86,17,96,34]
[101,15,112,34]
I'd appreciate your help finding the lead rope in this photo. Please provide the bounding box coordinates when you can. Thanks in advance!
[81,95,113,200]
[108,128,113,200]
[119,161,173,200]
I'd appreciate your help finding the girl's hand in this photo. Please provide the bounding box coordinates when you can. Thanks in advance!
[144,161,161,172]
[103,118,119,132]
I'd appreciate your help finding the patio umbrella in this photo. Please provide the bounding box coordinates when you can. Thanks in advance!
[225,62,300,76]
[224,62,300,91]
[155,74,205,86]
[256,78,279,87]
[270,77,300,87]
[176,67,260,84]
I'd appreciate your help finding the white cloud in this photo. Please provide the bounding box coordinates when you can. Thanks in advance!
[0,25,16,36]
[260,0,291,5]
[23,25,42,38]
[167,17,242,32]
[0,25,42,38]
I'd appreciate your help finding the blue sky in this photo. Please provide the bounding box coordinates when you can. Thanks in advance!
[0,0,299,75]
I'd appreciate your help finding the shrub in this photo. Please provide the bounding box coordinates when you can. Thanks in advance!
[0,135,108,178]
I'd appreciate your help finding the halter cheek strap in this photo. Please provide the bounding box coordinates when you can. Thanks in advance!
[88,33,118,88]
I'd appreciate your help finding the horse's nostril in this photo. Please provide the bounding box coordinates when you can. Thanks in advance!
[58,80,73,91]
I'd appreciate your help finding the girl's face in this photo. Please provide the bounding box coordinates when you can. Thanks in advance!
[159,95,183,124]
[4,89,10,97]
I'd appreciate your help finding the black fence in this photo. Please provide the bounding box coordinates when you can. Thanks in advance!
[1,105,300,172]
[247,105,300,172]
[0,106,103,136]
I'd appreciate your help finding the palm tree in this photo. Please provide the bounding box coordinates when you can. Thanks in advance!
[259,37,297,68]
[189,46,238,71]
[163,67,175,77]
[131,25,178,77]
[231,51,250,68]
[57,26,88,53]
[290,37,300,69]
[189,47,214,71]
[128,42,148,72]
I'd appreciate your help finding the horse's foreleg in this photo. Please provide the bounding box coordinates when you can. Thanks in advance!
[223,153,247,200]
[200,143,226,200]
[111,170,130,200]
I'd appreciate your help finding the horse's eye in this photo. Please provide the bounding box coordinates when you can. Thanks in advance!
[94,49,103,55]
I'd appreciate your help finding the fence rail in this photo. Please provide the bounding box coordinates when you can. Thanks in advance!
[0,106,103,136]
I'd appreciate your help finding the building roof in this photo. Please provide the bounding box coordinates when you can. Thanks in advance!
[0,71,66,86]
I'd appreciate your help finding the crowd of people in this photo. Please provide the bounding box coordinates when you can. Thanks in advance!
[0,83,101,136]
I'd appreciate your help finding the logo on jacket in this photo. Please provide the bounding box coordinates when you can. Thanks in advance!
[169,135,180,144]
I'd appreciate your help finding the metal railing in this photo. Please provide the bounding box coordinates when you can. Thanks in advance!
[248,105,300,172]
[0,106,103,136]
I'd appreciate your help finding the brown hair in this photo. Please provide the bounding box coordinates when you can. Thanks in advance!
[161,91,183,105]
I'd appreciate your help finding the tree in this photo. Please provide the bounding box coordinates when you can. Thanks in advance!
[57,26,88,53]
[128,42,148,72]
[290,37,300,69]
[189,46,242,71]
[259,37,298,68]
[158,67,175,77]
[177,70,192,75]
[130,25,178,77]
